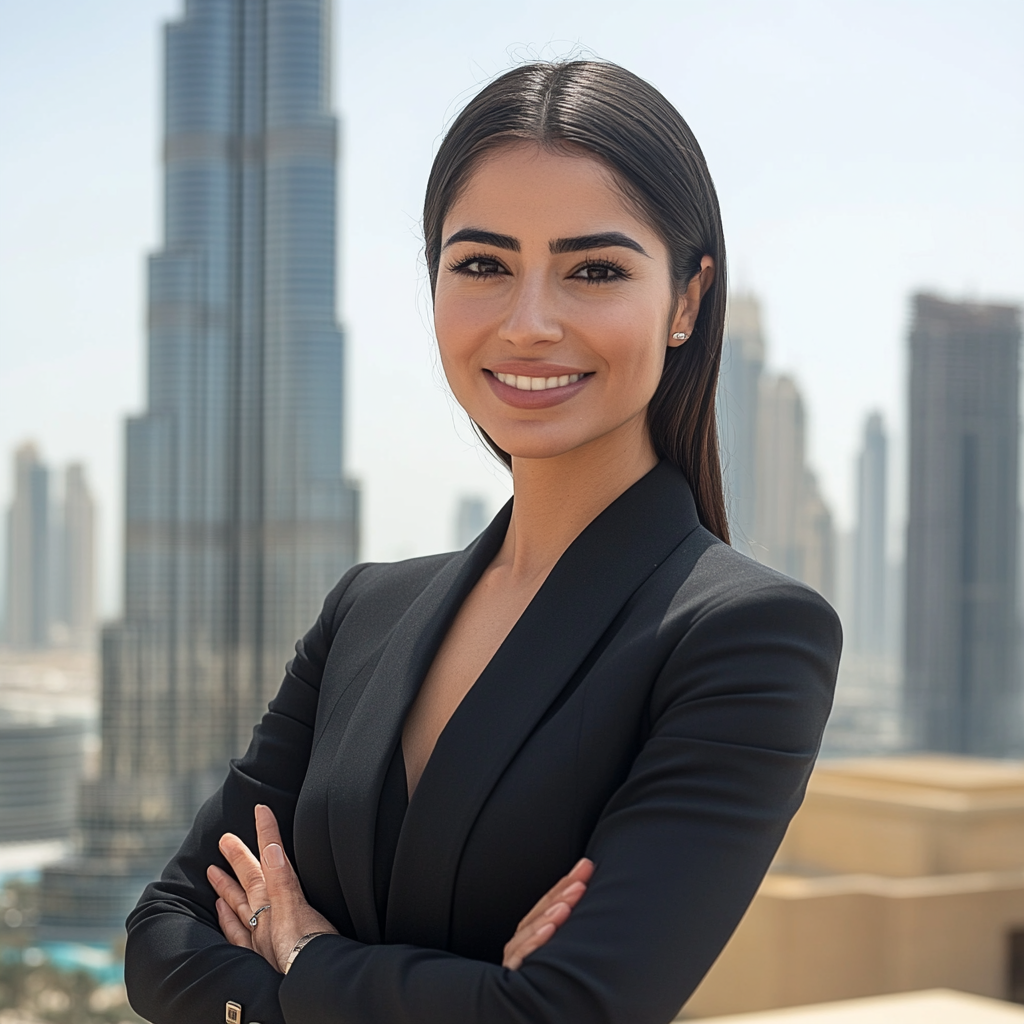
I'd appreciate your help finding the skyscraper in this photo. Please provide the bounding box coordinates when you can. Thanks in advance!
[42,0,358,935]
[754,374,835,600]
[4,442,50,649]
[821,414,899,757]
[903,294,1020,755]
[56,464,97,651]
[718,293,765,555]
[852,413,887,656]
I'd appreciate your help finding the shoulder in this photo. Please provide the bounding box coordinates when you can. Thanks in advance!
[645,528,842,747]
[321,550,461,634]
[662,526,841,640]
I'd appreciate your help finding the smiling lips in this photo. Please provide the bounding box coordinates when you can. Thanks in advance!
[485,368,592,409]
[492,371,585,392]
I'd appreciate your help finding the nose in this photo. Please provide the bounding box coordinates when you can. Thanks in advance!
[498,267,564,348]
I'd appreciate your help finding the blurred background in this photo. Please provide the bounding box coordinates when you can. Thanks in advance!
[0,1,1021,1021]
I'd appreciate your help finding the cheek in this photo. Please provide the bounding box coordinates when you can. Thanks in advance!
[432,292,479,381]
[585,304,668,403]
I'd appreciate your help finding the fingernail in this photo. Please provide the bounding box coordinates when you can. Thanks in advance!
[543,902,564,918]
[573,858,587,871]
[560,881,584,898]
[265,843,284,868]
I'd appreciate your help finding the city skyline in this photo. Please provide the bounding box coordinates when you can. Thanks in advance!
[2,1,1021,615]
[40,0,358,936]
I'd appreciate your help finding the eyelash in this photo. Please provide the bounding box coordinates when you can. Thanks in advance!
[446,253,632,283]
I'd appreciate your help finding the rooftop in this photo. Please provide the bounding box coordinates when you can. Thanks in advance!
[690,988,1024,1022]
[809,756,1024,812]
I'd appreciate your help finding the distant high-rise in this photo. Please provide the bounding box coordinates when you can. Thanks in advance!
[754,375,835,600]
[852,413,887,656]
[454,496,489,549]
[57,464,96,651]
[3,449,97,651]
[43,0,358,935]
[903,294,1021,755]
[718,294,765,555]
[822,413,898,758]
[4,443,50,649]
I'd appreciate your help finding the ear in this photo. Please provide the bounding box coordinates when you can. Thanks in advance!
[668,255,716,347]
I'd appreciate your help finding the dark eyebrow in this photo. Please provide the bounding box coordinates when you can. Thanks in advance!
[442,228,520,252]
[550,232,650,257]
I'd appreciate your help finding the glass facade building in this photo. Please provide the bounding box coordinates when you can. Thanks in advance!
[851,413,888,657]
[903,294,1020,755]
[0,709,86,842]
[4,443,51,649]
[42,0,358,937]
[717,294,765,558]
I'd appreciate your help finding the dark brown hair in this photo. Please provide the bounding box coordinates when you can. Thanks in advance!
[423,60,730,543]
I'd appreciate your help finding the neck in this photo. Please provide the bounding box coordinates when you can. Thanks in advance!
[497,415,659,583]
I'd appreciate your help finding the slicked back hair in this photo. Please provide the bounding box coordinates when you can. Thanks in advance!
[423,61,730,543]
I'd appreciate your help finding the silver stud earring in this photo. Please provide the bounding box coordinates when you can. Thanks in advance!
[672,332,688,341]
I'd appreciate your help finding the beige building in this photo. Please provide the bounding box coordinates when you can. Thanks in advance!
[695,989,1024,1024]
[681,756,1024,1018]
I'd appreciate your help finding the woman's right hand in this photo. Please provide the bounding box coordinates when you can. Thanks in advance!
[502,857,594,970]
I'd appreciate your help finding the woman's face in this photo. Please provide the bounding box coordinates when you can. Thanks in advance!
[434,143,696,465]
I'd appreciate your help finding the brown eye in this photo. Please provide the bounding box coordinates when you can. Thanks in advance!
[451,256,507,277]
[570,261,628,282]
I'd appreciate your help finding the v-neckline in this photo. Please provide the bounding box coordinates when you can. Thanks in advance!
[325,460,702,947]
[400,556,554,802]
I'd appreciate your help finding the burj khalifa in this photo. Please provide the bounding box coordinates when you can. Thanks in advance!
[43,0,359,935]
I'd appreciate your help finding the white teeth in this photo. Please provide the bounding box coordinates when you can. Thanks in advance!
[494,372,584,391]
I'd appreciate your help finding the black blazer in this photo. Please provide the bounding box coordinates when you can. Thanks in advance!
[125,462,841,1024]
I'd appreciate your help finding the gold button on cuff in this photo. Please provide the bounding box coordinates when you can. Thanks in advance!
[225,1001,242,1024]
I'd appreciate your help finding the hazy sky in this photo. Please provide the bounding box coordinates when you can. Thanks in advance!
[1,0,1022,616]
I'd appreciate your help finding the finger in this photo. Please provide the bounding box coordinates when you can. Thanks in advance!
[216,897,254,949]
[254,804,285,859]
[255,805,301,906]
[517,858,593,931]
[504,900,572,969]
[522,880,587,930]
[219,833,269,909]
[505,921,556,971]
[207,864,254,924]
[568,857,595,884]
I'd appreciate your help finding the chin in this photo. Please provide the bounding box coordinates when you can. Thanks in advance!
[484,430,595,463]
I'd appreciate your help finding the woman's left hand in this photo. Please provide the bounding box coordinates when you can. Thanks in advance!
[208,804,339,972]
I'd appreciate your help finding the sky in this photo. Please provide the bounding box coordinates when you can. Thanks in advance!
[1,0,1022,617]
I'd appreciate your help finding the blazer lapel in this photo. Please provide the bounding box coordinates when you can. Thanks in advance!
[386,461,702,949]
[325,502,512,943]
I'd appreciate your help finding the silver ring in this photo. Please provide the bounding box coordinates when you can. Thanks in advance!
[249,904,272,929]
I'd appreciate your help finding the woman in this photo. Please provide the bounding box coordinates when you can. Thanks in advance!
[125,60,841,1024]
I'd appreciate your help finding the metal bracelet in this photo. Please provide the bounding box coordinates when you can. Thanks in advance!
[284,931,333,974]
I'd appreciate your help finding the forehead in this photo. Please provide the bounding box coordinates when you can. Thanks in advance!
[445,142,656,243]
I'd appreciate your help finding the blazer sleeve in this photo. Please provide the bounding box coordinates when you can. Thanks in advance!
[277,579,841,1024]
[123,563,369,1024]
